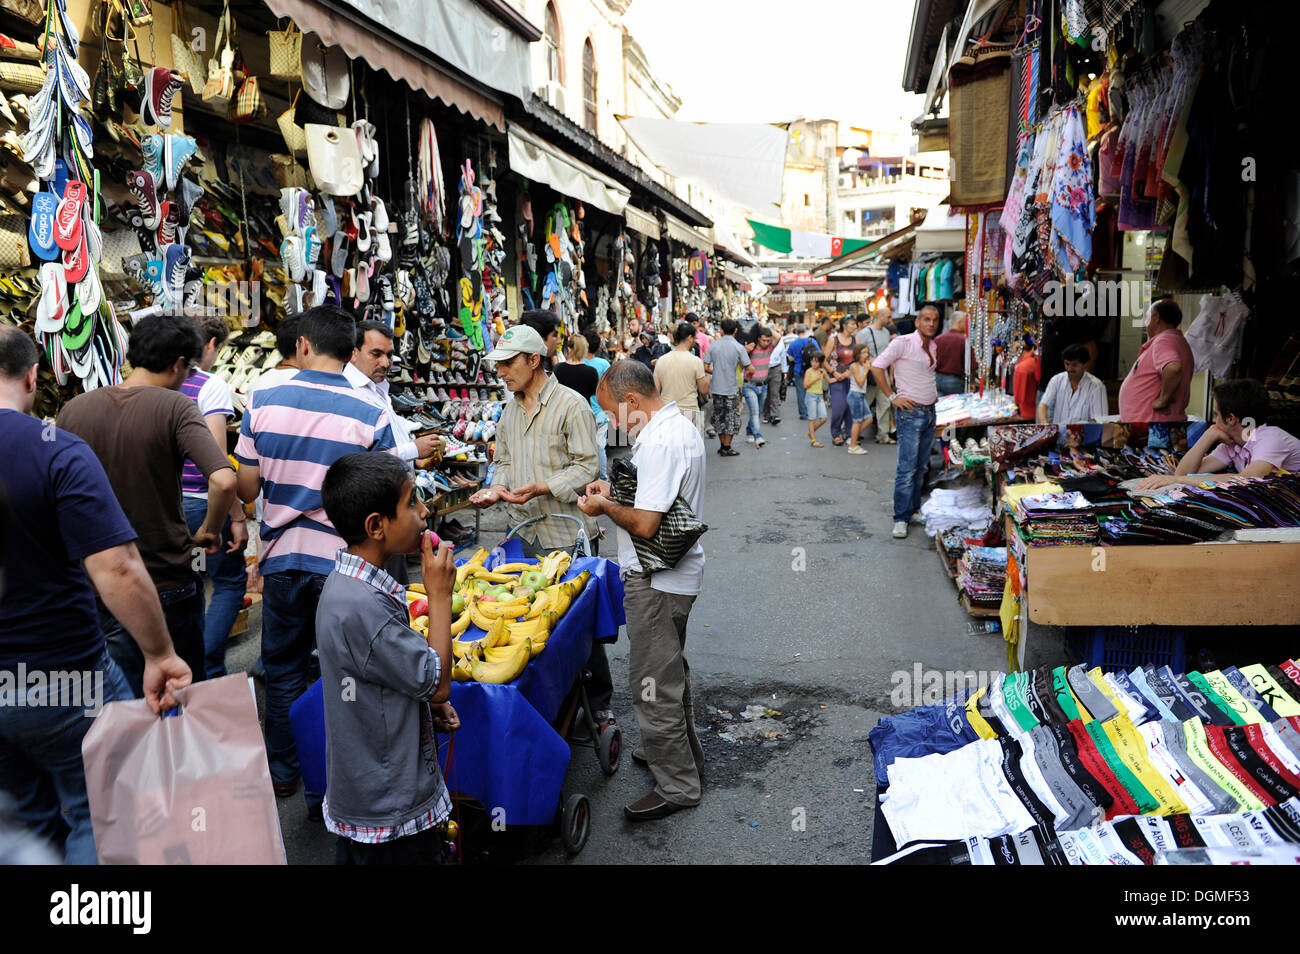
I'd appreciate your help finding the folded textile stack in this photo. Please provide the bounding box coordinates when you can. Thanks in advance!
[1005,490,1099,546]
[869,658,1300,865]
[957,546,1007,606]
[1102,473,1300,545]
[921,485,992,537]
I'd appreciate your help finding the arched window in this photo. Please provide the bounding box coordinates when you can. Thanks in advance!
[544,3,563,84]
[582,38,597,133]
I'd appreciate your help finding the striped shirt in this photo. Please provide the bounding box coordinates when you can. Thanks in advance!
[180,369,234,496]
[234,369,397,575]
[748,347,773,383]
[490,375,600,550]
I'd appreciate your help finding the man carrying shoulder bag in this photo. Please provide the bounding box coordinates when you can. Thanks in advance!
[578,361,707,821]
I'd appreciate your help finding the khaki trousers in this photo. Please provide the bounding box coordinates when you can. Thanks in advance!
[624,571,703,806]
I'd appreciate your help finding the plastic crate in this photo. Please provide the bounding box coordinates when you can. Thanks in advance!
[1066,626,1186,674]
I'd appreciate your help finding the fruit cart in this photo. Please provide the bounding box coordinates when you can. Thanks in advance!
[289,535,625,856]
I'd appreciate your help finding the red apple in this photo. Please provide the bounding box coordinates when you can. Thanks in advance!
[408,598,429,619]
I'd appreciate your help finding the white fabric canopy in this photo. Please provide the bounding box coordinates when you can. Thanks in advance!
[624,205,661,239]
[618,117,787,212]
[507,124,631,216]
[711,216,758,268]
[914,204,966,252]
[664,214,712,252]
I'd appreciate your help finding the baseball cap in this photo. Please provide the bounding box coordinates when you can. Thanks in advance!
[485,324,548,361]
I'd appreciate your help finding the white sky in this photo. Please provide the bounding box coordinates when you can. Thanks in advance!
[622,0,926,130]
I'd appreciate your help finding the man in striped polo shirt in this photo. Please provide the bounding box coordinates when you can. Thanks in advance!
[235,306,397,803]
[181,315,250,680]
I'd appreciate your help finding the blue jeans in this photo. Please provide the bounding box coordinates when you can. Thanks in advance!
[742,382,767,439]
[183,498,249,679]
[893,403,936,522]
[0,649,133,863]
[100,581,206,698]
[261,570,326,796]
[793,379,809,419]
[828,379,852,442]
[936,373,965,397]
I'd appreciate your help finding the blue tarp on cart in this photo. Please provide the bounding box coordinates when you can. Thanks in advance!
[290,548,624,825]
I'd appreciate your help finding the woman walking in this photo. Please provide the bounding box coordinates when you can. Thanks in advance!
[825,316,859,446]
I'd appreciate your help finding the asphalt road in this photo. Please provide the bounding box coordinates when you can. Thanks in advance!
[233,387,1071,864]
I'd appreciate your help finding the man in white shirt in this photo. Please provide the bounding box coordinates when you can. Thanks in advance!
[1036,343,1108,425]
[345,319,444,465]
[345,320,444,584]
[578,360,707,821]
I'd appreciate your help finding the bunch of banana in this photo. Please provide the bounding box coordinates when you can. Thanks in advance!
[540,550,572,584]
[504,610,559,657]
[474,593,532,620]
[455,548,490,587]
[469,637,531,684]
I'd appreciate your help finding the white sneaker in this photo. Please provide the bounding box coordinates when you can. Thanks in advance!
[847,444,868,455]
[745,434,755,444]
[892,521,907,539]
[755,437,766,448]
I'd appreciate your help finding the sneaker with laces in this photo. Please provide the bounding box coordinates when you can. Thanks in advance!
[847,444,868,455]
[892,521,907,539]
[755,437,766,448]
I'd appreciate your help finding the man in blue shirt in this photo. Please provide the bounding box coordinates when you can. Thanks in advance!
[786,324,816,421]
[0,328,190,863]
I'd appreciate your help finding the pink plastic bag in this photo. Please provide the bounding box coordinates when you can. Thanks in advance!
[82,674,286,864]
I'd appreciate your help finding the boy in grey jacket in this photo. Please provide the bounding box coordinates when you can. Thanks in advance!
[317,453,459,864]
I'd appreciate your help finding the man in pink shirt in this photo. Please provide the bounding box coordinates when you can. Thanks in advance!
[869,305,941,539]
[1136,379,1300,490]
[1118,299,1194,421]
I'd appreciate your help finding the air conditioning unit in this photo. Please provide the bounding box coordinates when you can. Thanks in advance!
[538,81,566,113]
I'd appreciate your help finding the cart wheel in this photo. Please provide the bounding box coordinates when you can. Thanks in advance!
[597,723,621,776]
[561,793,590,855]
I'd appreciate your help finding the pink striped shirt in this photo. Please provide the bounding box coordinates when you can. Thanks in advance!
[871,331,938,405]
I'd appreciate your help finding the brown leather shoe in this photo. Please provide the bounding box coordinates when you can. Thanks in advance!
[624,791,693,821]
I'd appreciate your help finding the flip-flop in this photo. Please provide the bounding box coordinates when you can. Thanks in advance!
[35,262,67,333]
[54,180,87,251]
[61,297,94,353]
[62,232,90,284]
[70,112,94,161]
[77,262,102,314]
[28,191,58,261]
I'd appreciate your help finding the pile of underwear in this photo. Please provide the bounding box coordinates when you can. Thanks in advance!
[869,659,1300,865]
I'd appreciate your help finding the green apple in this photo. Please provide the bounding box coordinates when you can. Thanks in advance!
[451,594,465,616]
[521,570,548,592]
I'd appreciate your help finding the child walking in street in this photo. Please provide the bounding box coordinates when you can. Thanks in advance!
[804,352,830,447]
[847,344,875,455]
[316,453,460,865]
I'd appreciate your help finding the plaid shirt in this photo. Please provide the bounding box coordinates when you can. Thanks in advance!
[321,549,452,844]
[491,375,600,550]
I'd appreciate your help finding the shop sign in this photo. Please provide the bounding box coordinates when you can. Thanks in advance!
[778,271,827,285]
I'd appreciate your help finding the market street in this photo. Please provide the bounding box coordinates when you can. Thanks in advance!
[242,397,1070,864]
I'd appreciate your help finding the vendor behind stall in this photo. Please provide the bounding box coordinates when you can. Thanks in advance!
[1036,343,1108,424]
[1136,379,1300,490]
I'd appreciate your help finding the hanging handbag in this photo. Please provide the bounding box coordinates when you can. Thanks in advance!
[170,0,207,96]
[268,19,302,80]
[0,211,31,266]
[201,1,235,109]
[228,53,266,124]
[295,88,341,128]
[300,34,348,109]
[305,123,363,196]
[277,90,309,157]
[118,12,146,101]
[608,457,708,572]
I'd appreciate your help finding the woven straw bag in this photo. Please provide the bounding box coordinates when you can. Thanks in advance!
[0,60,44,93]
[268,20,302,80]
[170,0,207,95]
[0,211,32,267]
[277,90,308,157]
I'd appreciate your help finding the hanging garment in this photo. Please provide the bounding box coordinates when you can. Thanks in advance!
[1047,104,1094,273]
[1184,292,1250,378]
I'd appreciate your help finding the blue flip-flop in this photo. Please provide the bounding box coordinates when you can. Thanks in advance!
[28,191,58,261]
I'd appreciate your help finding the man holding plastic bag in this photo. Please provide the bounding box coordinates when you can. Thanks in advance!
[0,328,191,864]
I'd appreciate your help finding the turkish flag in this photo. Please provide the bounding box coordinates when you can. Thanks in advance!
[831,237,843,257]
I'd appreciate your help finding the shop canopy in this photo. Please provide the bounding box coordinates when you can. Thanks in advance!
[265,0,519,130]
[913,203,966,252]
[623,205,660,239]
[507,124,631,217]
[710,216,759,268]
[811,221,922,277]
[617,117,788,212]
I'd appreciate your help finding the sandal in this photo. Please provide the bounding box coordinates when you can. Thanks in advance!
[832,438,844,446]
[810,440,824,448]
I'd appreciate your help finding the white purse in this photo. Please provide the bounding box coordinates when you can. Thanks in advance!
[301,36,349,110]
[305,123,362,196]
